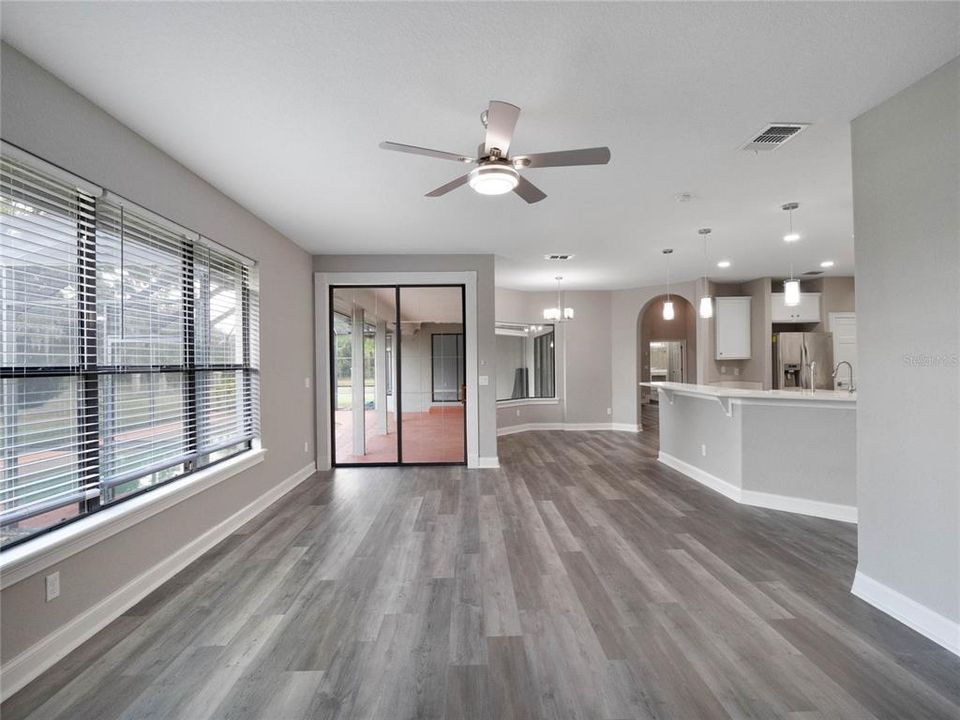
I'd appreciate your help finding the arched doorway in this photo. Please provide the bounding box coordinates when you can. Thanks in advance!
[636,294,697,410]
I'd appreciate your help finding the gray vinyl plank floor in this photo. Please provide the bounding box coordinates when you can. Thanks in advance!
[3,405,959,719]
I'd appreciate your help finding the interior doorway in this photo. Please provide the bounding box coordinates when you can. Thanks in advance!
[637,294,697,406]
[649,340,686,386]
[329,284,466,466]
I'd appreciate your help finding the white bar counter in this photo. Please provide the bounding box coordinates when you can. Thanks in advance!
[641,382,857,522]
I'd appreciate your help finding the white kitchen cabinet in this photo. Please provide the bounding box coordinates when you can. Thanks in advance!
[715,296,752,359]
[771,292,821,323]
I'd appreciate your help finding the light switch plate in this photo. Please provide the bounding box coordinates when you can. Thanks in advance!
[304,377,311,389]
[478,376,489,386]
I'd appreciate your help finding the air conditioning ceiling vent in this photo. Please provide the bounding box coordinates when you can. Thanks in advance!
[741,123,810,152]
[545,254,575,261]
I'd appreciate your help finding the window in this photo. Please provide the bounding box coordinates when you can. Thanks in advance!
[0,150,260,549]
[431,333,464,402]
[494,322,556,401]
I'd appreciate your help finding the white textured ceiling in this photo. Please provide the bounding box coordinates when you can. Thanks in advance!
[2,2,958,290]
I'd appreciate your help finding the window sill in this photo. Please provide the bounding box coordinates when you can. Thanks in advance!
[0,447,267,590]
[496,397,560,409]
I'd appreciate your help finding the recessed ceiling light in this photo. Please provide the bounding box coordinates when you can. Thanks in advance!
[717,260,731,269]
[783,232,801,243]
[820,260,835,268]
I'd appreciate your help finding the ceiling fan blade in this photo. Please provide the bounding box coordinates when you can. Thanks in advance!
[484,101,521,157]
[513,175,547,204]
[513,146,611,169]
[425,174,470,197]
[380,141,474,163]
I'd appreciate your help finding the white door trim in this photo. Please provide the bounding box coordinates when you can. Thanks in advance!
[315,271,479,469]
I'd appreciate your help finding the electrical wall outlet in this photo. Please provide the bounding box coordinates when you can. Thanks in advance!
[304,441,309,453]
[46,571,60,602]
[516,409,520,417]
[734,367,740,376]
[701,444,707,457]
[304,377,311,389]
[720,365,727,375]
[606,407,612,415]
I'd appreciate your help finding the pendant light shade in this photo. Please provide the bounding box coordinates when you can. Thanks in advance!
[662,248,674,321]
[699,296,714,319]
[698,228,713,319]
[781,203,801,308]
[784,279,801,307]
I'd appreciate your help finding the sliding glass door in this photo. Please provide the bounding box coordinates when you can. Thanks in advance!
[398,286,465,464]
[330,285,465,466]
[331,287,398,464]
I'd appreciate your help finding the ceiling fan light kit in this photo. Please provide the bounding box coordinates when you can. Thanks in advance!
[380,100,611,203]
[467,163,519,195]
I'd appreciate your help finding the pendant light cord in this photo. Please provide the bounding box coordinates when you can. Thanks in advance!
[664,250,672,301]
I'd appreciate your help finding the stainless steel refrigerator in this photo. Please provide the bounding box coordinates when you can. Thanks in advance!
[773,332,834,390]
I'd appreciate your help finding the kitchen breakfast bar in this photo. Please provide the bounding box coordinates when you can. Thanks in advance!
[642,382,857,523]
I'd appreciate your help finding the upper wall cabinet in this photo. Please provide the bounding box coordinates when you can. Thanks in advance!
[771,292,821,323]
[715,296,752,360]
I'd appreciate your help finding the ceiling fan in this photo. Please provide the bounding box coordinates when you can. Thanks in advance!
[379,101,611,204]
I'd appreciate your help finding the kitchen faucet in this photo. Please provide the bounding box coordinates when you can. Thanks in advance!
[832,361,855,393]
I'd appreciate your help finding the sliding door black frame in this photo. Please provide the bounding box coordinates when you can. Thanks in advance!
[329,283,466,468]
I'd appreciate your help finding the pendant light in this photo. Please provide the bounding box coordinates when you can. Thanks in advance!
[782,201,801,242]
[782,202,800,306]
[698,228,713,319]
[662,248,675,320]
[543,275,574,321]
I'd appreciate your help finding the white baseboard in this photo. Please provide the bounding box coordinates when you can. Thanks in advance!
[852,570,960,657]
[658,452,742,503]
[657,451,857,524]
[741,488,858,524]
[475,456,500,469]
[0,462,316,702]
[497,422,640,437]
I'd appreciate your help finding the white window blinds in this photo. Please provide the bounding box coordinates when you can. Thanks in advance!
[0,149,260,548]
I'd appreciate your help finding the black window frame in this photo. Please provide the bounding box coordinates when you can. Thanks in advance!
[0,147,260,551]
[494,323,557,402]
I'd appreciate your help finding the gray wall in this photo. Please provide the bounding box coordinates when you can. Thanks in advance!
[852,57,960,622]
[0,44,316,662]
[313,254,497,459]
[740,405,856,506]
[494,288,611,429]
[810,276,856,334]
[740,278,773,388]
[658,392,742,483]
